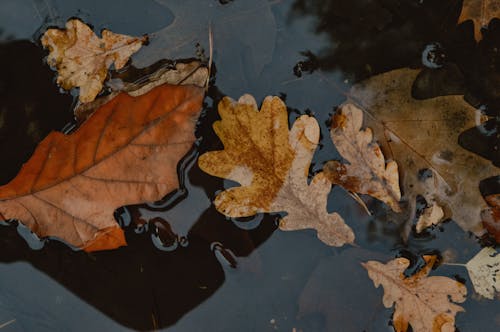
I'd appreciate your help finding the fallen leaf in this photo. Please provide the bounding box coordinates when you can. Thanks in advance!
[458,0,500,41]
[415,203,445,233]
[363,256,467,332]
[41,19,147,103]
[324,103,401,212]
[0,78,206,251]
[348,68,499,235]
[198,95,355,247]
[482,193,500,241]
[465,247,500,299]
[75,61,208,122]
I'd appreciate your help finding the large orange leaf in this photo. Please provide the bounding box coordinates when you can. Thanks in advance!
[0,83,205,252]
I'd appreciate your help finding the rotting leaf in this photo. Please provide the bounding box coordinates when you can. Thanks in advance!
[198,95,355,247]
[363,256,467,332]
[41,19,147,103]
[482,193,500,241]
[0,68,207,251]
[348,68,499,235]
[465,247,500,299]
[324,103,401,212]
[458,0,500,41]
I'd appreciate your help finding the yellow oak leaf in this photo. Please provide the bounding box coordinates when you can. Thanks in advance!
[363,256,467,332]
[41,19,147,103]
[198,95,355,247]
[324,103,401,212]
[458,0,500,41]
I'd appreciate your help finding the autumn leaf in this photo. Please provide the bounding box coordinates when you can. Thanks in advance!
[464,247,500,299]
[482,193,500,241]
[323,103,401,212]
[363,256,467,332]
[348,68,499,235]
[458,0,500,41]
[198,95,355,247]
[41,19,147,103]
[0,77,207,251]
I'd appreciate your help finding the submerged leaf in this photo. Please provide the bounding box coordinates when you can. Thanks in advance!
[348,68,498,235]
[0,80,206,251]
[465,247,500,299]
[363,256,467,332]
[198,95,354,247]
[324,103,401,212]
[458,0,500,41]
[41,19,147,103]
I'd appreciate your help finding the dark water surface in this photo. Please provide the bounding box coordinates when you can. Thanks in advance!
[0,0,499,331]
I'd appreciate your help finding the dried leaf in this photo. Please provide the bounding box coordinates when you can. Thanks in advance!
[349,68,499,235]
[198,95,354,247]
[363,256,467,332]
[41,19,147,103]
[324,103,401,212]
[415,203,445,233]
[482,193,500,241]
[75,61,208,122]
[465,247,500,299]
[458,0,500,41]
[0,81,206,251]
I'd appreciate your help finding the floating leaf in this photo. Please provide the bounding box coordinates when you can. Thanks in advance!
[0,77,206,251]
[324,103,401,212]
[415,203,445,233]
[363,256,467,332]
[41,19,147,103]
[465,247,500,299]
[458,0,500,41]
[198,95,354,247]
[348,68,498,235]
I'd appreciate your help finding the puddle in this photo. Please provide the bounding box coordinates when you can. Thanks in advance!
[0,0,499,331]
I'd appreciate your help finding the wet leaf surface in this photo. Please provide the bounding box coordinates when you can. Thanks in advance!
[0,81,206,251]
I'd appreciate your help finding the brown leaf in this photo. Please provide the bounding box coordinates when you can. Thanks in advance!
[363,256,467,332]
[198,95,355,247]
[41,19,147,103]
[482,194,500,242]
[324,103,401,212]
[458,0,500,41]
[348,68,498,235]
[0,82,206,252]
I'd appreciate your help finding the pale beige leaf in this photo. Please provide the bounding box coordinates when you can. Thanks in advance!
[349,68,498,235]
[324,103,401,212]
[198,95,355,247]
[363,256,467,332]
[416,203,445,233]
[465,247,500,299]
[41,19,147,103]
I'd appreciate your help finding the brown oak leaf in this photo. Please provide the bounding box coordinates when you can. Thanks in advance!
[324,103,401,212]
[198,95,355,247]
[458,0,500,41]
[41,19,147,103]
[0,81,206,252]
[363,256,467,332]
[348,68,498,235]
